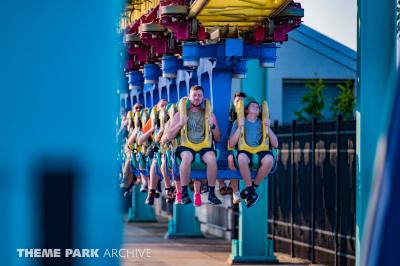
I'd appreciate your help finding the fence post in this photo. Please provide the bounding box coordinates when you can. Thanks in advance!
[272,120,279,244]
[291,119,296,257]
[335,115,343,266]
[311,117,317,263]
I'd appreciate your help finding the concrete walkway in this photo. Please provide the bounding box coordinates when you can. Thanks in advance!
[122,221,311,266]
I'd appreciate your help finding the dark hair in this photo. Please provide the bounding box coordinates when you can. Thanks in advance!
[133,103,143,110]
[234,92,247,98]
[190,85,204,93]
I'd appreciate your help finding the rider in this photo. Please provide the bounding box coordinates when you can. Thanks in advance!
[163,85,222,205]
[228,96,278,207]
[219,91,247,204]
[120,103,143,196]
[137,99,168,205]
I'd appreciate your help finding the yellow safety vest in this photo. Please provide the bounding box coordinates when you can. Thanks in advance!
[236,99,270,153]
[178,97,212,152]
[139,108,150,154]
[149,107,159,132]
[166,103,180,151]
[133,110,141,130]
[158,106,168,154]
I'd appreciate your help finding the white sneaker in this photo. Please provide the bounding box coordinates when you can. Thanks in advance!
[233,192,242,204]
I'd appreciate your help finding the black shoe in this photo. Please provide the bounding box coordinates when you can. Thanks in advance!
[240,187,252,199]
[208,194,222,205]
[200,182,209,194]
[245,189,259,208]
[145,192,155,205]
[181,193,192,205]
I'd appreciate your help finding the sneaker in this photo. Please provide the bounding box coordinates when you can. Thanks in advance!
[120,180,134,196]
[181,193,192,205]
[193,192,202,207]
[219,186,228,196]
[232,192,242,204]
[200,182,209,193]
[208,194,222,205]
[166,187,175,203]
[245,189,259,208]
[140,181,148,193]
[119,187,130,198]
[240,187,252,199]
[175,191,182,204]
[145,191,155,205]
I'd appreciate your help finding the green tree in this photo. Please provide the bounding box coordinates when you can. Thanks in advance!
[294,79,325,121]
[330,80,356,120]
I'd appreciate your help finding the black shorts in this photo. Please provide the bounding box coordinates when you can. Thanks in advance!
[237,150,274,168]
[175,146,217,164]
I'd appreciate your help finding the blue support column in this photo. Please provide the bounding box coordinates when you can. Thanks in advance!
[165,191,202,238]
[234,50,275,264]
[230,181,276,264]
[241,59,267,102]
[356,1,397,265]
[197,58,275,262]
[128,185,157,222]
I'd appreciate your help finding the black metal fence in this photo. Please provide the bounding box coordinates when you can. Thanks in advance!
[268,117,356,266]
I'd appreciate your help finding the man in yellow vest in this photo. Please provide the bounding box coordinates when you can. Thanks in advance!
[164,85,222,205]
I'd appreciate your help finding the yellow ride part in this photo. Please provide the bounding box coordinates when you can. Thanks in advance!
[158,106,168,153]
[178,97,213,152]
[190,0,292,28]
[133,110,141,130]
[123,0,159,26]
[123,0,292,31]
[150,106,159,130]
[167,104,180,149]
[236,99,270,153]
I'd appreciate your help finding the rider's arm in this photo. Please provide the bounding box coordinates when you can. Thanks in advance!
[137,128,154,145]
[210,113,221,142]
[126,129,137,146]
[228,120,241,147]
[164,112,182,141]
[153,128,164,143]
[160,121,171,145]
[269,128,279,149]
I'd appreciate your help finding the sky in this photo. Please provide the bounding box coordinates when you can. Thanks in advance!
[297,0,357,51]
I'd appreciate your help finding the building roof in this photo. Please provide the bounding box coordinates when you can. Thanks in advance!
[289,24,357,72]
